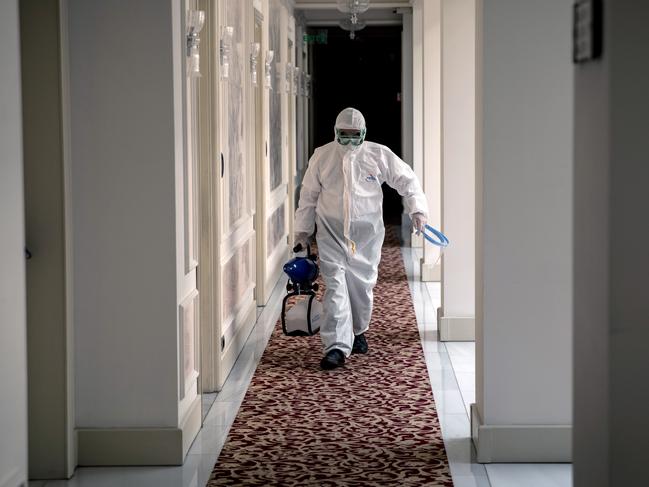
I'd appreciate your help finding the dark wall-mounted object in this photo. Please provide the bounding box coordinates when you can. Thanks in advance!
[573,0,603,63]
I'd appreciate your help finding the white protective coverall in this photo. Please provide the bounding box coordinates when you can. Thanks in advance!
[294,108,428,357]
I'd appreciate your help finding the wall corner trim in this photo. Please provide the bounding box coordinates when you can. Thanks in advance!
[180,395,202,458]
[471,404,572,463]
[438,313,475,341]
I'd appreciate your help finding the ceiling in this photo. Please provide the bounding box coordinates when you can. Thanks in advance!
[294,0,411,26]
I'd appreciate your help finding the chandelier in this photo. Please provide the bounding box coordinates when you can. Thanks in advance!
[336,0,370,39]
[338,18,367,40]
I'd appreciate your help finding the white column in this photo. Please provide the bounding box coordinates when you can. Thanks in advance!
[438,0,476,341]
[420,0,442,281]
[473,0,573,462]
[68,0,192,466]
[0,2,28,486]
[574,1,649,485]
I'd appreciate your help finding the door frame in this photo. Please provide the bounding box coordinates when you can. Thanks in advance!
[254,0,291,306]
[216,0,258,390]
[287,15,297,250]
[197,0,220,393]
[21,0,76,478]
[253,2,268,305]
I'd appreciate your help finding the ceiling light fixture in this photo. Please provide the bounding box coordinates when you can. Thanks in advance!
[338,18,366,40]
[336,0,370,40]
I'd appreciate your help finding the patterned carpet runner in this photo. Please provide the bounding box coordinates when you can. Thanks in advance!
[209,229,453,486]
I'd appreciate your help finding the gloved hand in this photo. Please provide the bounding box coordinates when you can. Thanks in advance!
[412,213,427,236]
[293,232,311,253]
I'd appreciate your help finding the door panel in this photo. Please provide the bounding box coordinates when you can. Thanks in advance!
[268,0,283,193]
[184,56,199,273]
[267,202,286,256]
[223,0,248,229]
[223,241,252,321]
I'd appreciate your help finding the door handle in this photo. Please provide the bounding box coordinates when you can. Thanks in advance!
[25,247,32,260]
[221,152,225,177]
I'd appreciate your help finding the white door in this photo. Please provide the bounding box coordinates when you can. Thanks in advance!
[263,0,290,301]
[216,0,257,388]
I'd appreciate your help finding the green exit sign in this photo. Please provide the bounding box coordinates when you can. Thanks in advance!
[304,30,328,45]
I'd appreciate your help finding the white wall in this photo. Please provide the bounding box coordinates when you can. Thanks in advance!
[0,2,29,486]
[69,0,181,429]
[474,0,573,461]
[419,0,442,280]
[574,1,649,485]
[440,0,475,324]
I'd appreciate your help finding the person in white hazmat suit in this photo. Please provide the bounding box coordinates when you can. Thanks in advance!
[294,107,428,370]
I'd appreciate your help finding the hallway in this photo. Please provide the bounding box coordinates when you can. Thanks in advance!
[27,233,571,487]
[4,0,649,486]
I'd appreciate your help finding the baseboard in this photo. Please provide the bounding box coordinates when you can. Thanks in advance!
[0,467,26,487]
[437,310,475,341]
[77,423,184,466]
[471,404,572,463]
[420,260,441,282]
[180,394,202,458]
[218,303,257,389]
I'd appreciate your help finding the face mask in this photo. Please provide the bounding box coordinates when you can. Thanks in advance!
[336,128,366,147]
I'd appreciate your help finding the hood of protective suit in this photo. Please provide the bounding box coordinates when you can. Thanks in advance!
[334,107,366,132]
[334,108,366,148]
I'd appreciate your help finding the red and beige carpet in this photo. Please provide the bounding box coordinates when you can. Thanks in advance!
[209,229,453,486]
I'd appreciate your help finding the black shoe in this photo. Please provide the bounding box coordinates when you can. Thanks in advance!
[352,333,369,354]
[320,349,345,370]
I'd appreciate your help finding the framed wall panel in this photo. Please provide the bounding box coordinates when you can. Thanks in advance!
[267,202,286,256]
[254,0,290,306]
[269,0,283,192]
[222,0,249,231]
[184,68,199,272]
[222,240,252,322]
[179,290,199,401]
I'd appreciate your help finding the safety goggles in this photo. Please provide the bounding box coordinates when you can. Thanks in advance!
[336,128,366,146]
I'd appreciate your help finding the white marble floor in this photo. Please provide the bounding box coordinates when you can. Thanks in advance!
[31,244,572,487]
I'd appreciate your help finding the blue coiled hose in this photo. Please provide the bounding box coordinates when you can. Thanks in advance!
[422,224,449,247]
